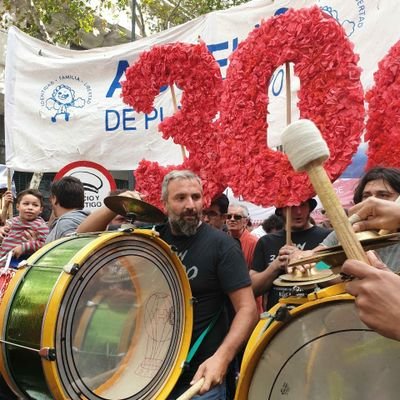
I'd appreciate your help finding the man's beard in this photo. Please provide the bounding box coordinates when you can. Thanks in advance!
[168,211,200,236]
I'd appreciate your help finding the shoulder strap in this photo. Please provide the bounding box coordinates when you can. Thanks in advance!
[183,305,224,369]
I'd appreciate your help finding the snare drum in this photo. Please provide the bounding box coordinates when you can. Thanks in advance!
[236,292,400,399]
[0,230,192,400]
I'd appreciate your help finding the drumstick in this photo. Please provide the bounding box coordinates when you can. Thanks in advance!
[176,378,205,400]
[282,120,368,263]
[285,62,292,245]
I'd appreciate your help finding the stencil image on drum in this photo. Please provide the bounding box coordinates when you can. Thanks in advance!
[0,232,192,400]
[136,292,174,378]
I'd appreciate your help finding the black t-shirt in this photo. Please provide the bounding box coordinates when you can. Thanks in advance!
[157,222,251,385]
[252,226,331,310]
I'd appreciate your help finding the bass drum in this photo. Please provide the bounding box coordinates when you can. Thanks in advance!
[0,230,193,400]
[236,293,400,400]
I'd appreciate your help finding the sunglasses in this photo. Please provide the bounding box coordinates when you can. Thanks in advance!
[226,214,244,221]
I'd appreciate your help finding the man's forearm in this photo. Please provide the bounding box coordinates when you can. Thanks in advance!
[77,207,116,233]
[250,263,280,297]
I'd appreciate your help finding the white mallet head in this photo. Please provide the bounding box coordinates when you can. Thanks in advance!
[281,119,330,171]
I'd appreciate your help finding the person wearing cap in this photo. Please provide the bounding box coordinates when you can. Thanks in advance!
[250,198,331,311]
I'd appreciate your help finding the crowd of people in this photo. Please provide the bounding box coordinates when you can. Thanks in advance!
[1,166,400,399]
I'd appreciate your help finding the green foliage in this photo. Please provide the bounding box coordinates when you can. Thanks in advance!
[0,0,250,45]
[138,0,250,33]
[0,0,129,46]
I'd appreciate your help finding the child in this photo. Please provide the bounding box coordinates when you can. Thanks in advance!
[0,189,49,267]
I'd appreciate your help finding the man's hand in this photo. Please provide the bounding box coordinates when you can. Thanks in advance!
[349,197,400,233]
[272,245,298,273]
[342,251,400,340]
[190,353,229,394]
[287,249,316,274]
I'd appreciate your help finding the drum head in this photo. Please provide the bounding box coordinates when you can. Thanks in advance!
[48,233,192,400]
[0,232,192,400]
[238,297,400,400]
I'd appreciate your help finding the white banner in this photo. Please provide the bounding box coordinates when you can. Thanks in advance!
[5,0,400,171]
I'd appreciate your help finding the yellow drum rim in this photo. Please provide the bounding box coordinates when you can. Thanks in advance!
[235,293,353,399]
[41,230,193,400]
[0,267,29,398]
[0,235,82,398]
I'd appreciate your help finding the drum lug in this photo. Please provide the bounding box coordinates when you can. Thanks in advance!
[64,263,80,275]
[274,305,291,322]
[120,227,134,233]
[39,347,56,361]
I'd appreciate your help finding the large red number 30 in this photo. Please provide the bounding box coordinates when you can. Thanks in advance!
[122,6,390,209]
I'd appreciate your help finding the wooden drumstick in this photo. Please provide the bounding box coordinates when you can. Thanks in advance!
[176,378,205,400]
[281,119,368,263]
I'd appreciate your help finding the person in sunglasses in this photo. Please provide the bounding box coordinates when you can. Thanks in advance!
[226,204,258,269]
[202,193,229,231]
[226,203,263,315]
[250,199,331,311]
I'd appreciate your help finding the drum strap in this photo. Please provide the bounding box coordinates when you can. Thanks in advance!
[183,306,224,370]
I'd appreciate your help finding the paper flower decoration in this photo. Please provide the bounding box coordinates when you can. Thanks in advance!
[219,6,365,207]
[365,39,400,169]
[121,42,225,209]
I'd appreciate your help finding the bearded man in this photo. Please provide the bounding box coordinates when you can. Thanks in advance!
[77,170,258,399]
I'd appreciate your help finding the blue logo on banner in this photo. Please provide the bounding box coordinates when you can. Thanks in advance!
[40,75,93,123]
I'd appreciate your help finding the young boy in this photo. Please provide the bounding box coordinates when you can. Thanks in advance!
[0,189,49,267]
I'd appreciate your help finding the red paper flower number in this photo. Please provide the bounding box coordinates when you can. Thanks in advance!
[122,42,225,208]
[219,7,365,208]
[122,7,367,209]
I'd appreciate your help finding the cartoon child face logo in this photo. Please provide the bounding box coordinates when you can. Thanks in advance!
[46,84,86,123]
[55,86,74,104]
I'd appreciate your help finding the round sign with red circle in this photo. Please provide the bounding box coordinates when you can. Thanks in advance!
[54,161,117,211]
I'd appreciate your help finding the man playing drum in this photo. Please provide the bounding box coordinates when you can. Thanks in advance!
[77,170,258,399]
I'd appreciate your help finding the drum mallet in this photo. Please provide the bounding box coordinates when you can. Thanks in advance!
[281,119,368,263]
[176,377,205,400]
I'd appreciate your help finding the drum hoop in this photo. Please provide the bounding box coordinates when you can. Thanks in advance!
[235,293,354,399]
[0,267,29,398]
[39,230,193,400]
[0,235,82,398]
